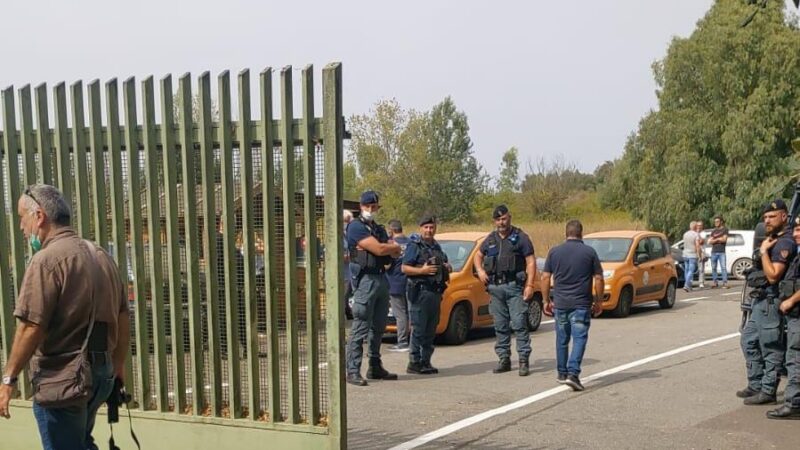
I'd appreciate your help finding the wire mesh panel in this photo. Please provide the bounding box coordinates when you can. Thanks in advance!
[0,64,345,448]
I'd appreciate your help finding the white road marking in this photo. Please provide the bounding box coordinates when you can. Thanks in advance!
[679,296,709,303]
[722,292,740,297]
[541,319,554,325]
[388,331,740,450]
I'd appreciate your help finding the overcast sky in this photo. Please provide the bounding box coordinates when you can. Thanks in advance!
[3,0,777,177]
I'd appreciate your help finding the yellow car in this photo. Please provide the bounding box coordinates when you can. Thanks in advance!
[583,231,678,317]
[386,232,543,345]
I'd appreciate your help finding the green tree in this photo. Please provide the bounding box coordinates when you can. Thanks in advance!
[497,147,520,193]
[600,0,800,238]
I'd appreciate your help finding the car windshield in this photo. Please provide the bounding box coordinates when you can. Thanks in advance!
[584,238,633,262]
[439,240,475,272]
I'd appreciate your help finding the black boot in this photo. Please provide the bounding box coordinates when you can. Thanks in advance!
[367,358,398,380]
[493,358,511,374]
[346,373,367,387]
[407,361,424,374]
[518,359,530,377]
[766,405,800,420]
[421,362,439,375]
[735,387,759,398]
[743,392,777,405]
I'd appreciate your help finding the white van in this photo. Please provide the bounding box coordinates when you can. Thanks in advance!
[670,229,754,280]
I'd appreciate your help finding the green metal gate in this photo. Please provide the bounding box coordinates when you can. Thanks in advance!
[0,63,347,449]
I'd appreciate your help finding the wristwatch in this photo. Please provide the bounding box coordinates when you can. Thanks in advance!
[2,375,17,386]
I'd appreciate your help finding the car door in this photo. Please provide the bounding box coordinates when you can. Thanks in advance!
[646,236,670,297]
[632,237,654,302]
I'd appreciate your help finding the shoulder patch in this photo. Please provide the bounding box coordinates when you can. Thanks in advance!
[781,249,790,259]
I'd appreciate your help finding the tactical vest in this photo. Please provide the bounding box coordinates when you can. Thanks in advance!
[408,237,450,291]
[482,228,526,277]
[349,219,391,274]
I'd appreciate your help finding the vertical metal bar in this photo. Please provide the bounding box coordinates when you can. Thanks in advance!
[70,81,91,238]
[259,68,281,422]
[237,69,260,420]
[53,83,71,201]
[34,84,52,185]
[323,62,346,446]
[218,70,242,418]
[105,78,134,389]
[1,86,30,399]
[124,77,151,409]
[142,76,168,412]
[198,71,222,416]
[280,66,300,424]
[301,65,320,424]
[88,80,108,246]
[178,73,205,415]
[160,75,186,414]
[18,85,36,186]
[0,124,13,378]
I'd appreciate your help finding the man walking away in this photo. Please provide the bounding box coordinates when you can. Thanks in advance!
[474,205,537,376]
[84,241,130,450]
[0,184,103,450]
[709,216,729,289]
[682,221,699,292]
[540,220,603,391]
[387,219,411,352]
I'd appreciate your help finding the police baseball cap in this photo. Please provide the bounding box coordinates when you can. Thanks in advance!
[762,199,788,215]
[418,214,436,226]
[360,190,380,205]
[492,204,509,219]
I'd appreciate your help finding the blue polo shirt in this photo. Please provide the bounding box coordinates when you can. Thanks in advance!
[386,235,410,296]
[543,239,603,309]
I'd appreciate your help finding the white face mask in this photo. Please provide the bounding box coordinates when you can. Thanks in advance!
[361,209,377,221]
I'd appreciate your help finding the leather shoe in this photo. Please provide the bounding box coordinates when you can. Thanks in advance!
[743,392,776,405]
[346,373,367,387]
[367,359,398,380]
[518,360,530,377]
[420,363,439,375]
[406,362,424,374]
[493,358,511,374]
[735,387,759,398]
[767,405,800,420]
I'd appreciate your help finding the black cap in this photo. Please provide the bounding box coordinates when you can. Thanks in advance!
[762,199,788,215]
[360,190,379,205]
[418,214,436,226]
[492,204,509,219]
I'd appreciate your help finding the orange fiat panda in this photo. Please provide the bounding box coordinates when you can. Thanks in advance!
[583,231,678,318]
[386,232,544,345]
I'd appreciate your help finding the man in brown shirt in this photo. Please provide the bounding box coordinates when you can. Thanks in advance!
[0,184,104,450]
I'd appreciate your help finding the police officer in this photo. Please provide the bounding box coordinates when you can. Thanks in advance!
[738,199,794,405]
[402,215,450,375]
[767,216,800,419]
[345,190,402,386]
[474,205,537,376]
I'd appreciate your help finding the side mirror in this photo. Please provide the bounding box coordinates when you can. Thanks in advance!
[635,253,649,265]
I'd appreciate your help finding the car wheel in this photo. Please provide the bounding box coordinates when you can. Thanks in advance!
[611,286,633,318]
[659,279,677,309]
[732,258,752,280]
[527,296,543,332]
[442,302,471,345]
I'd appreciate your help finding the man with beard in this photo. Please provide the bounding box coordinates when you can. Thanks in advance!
[345,191,402,386]
[474,205,537,376]
[739,199,794,405]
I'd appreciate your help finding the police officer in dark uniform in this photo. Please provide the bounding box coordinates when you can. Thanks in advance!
[345,191,403,386]
[738,199,794,405]
[474,205,537,376]
[402,215,451,375]
[767,216,800,419]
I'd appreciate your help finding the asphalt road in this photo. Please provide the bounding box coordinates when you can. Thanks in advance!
[346,282,799,449]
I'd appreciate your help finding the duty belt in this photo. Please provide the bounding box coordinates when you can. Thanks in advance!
[490,272,517,285]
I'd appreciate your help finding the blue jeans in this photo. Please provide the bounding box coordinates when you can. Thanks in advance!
[684,257,697,289]
[87,353,115,450]
[33,401,88,450]
[488,282,531,360]
[554,308,592,377]
[711,252,728,284]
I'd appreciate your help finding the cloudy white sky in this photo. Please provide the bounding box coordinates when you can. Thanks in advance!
[4,0,789,177]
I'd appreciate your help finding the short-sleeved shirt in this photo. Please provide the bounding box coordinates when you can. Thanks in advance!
[543,239,603,309]
[87,241,129,354]
[478,227,535,258]
[682,230,699,258]
[386,235,410,295]
[767,227,797,270]
[710,227,728,254]
[403,238,448,269]
[14,228,103,365]
[346,219,389,249]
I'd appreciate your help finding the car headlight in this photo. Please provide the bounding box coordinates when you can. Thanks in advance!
[602,270,615,279]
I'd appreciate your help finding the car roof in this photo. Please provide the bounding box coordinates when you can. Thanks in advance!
[584,230,665,239]
[436,231,488,242]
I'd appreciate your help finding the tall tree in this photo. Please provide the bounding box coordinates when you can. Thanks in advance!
[601,0,800,238]
[497,147,520,193]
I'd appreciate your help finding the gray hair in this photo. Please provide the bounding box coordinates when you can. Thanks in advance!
[343,209,353,223]
[23,184,72,226]
[689,220,696,229]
